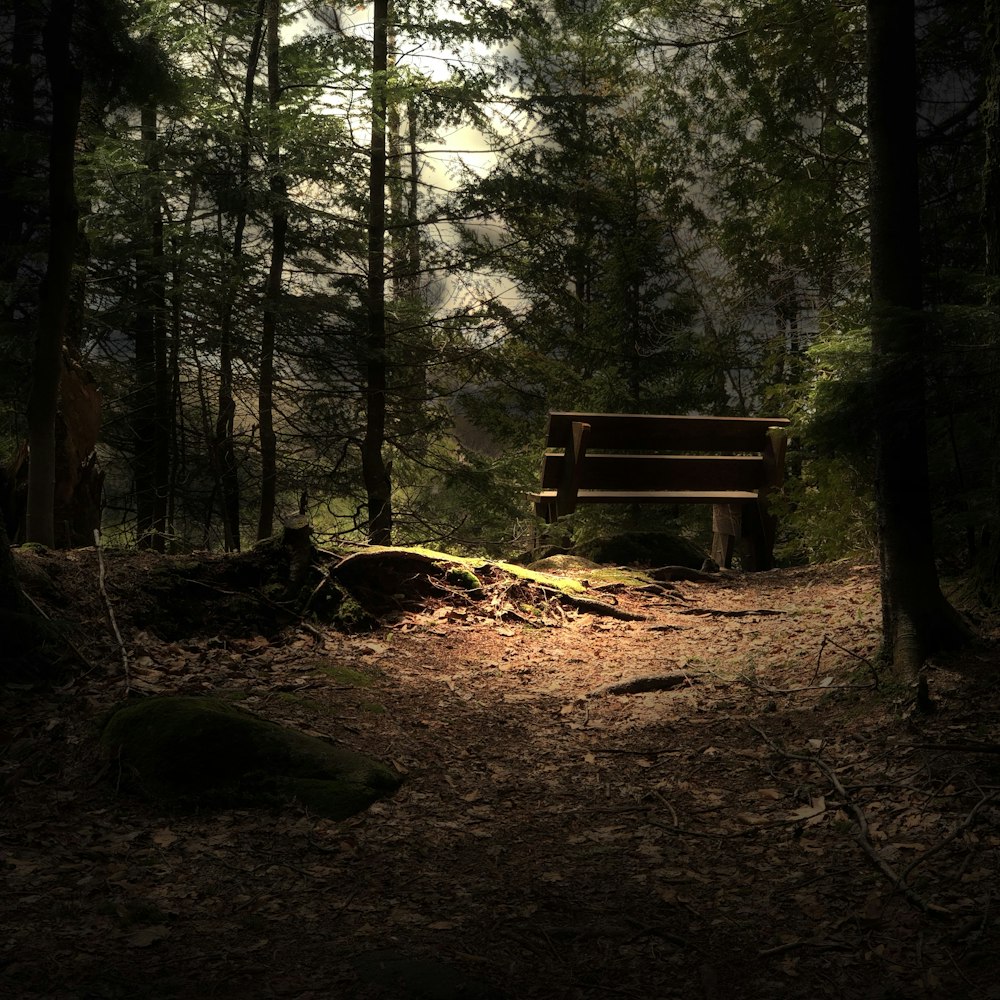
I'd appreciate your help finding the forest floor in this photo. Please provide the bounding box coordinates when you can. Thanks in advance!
[3,549,1000,999]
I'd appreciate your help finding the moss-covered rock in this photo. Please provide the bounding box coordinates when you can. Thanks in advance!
[100,695,402,819]
[574,532,708,569]
[527,555,600,573]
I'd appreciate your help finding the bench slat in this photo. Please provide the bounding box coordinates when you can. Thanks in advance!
[545,412,790,452]
[528,489,761,505]
[540,453,765,492]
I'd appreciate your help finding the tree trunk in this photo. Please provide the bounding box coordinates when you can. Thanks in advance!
[362,0,393,545]
[256,0,287,541]
[983,0,1000,582]
[0,0,38,325]
[866,0,967,672]
[26,0,83,547]
[213,0,266,552]
[987,0,1000,284]
[134,103,170,551]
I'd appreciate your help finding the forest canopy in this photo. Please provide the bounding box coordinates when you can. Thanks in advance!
[0,0,995,611]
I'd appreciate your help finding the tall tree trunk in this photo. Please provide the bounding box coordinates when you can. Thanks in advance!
[987,0,1000,284]
[403,96,430,456]
[26,0,82,547]
[0,0,38,325]
[214,0,266,552]
[134,103,169,551]
[866,0,966,672]
[256,0,287,541]
[984,0,1000,576]
[362,0,393,545]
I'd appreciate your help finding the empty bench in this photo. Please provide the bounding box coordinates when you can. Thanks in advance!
[528,412,791,570]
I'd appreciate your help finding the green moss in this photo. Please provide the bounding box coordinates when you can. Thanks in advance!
[324,543,589,596]
[493,562,586,593]
[216,689,249,702]
[100,695,401,818]
[333,593,377,632]
[445,567,482,592]
[277,692,326,714]
[287,774,396,820]
[310,661,376,687]
[18,542,50,554]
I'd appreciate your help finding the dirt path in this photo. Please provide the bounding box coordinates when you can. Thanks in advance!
[3,558,1000,999]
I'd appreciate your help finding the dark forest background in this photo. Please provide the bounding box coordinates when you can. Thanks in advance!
[2,0,999,670]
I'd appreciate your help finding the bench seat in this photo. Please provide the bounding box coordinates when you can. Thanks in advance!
[530,411,790,570]
[528,489,762,506]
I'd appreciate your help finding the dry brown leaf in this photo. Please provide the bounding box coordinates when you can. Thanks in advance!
[127,925,170,948]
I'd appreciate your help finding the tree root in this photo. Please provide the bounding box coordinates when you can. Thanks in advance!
[537,587,648,621]
[589,673,703,697]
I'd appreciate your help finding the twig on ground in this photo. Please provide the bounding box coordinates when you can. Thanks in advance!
[674,607,784,618]
[750,680,877,695]
[900,742,1000,756]
[813,635,829,680]
[759,938,851,958]
[94,530,130,693]
[20,589,96,672]
[749,724,951,917]
[818,633,879,688]
[647,818,756,840]
[901,790,999,880]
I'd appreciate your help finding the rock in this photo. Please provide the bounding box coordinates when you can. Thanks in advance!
[509,544,569,566]
[527,554,600,573]
[100,695,402,819]
[573,532,708,569]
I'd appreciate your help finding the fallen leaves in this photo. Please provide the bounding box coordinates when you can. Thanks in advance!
[4,556,1000,999]
[127,925,170,948]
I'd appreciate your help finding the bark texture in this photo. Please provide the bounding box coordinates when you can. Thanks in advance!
[362,0,393,545]
[26,0,83,546]
[866,0,967,672]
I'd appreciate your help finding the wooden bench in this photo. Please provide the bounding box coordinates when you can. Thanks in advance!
[528,412,791,570]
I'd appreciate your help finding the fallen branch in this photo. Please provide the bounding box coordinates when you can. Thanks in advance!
[94,530,130,693]
[648,565,721,583]
[747,679,877,696]
[901,790,999,881]
[749,724,951,917]
[20,589,96,672]
[589,673,704,697]
[674,607,784,618]
[900,742,1000,756]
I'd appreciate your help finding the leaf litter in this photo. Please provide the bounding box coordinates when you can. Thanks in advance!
[2,552,1000,998]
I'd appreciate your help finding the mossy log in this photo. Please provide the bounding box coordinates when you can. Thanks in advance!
[100,695,402,819]
[331,549,482,615]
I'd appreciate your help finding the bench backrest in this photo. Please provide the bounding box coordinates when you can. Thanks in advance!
[544,412,788,452]
[540,412,791,493]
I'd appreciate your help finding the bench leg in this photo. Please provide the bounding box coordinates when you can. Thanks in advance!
[711,504,742,569]
[741,501,778,571]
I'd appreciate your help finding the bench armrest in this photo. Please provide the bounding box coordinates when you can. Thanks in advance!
[762,426,788,491]
[556,420,591,517]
